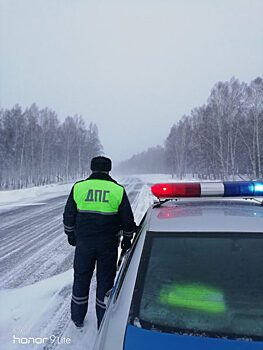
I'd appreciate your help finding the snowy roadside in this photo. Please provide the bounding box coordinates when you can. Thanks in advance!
[0,175,155,349]
[0,182,74,213]
[0,174,178,350]
[0,270,73,348]
[0,172,194,210]
[0,172,189,210]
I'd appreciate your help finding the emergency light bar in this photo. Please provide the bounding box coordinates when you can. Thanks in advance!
[151,181,263,199]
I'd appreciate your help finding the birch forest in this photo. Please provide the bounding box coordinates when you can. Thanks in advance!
[0,104,102,189]
[119,77,263,180]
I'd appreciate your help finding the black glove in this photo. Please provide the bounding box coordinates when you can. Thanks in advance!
[67,234,76,246]
[121,237,132,252]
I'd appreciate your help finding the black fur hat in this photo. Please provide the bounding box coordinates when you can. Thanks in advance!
[90,156,112,172]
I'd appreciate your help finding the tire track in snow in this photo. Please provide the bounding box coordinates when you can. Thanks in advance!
[0,196,72,288]
[0,196,67,231]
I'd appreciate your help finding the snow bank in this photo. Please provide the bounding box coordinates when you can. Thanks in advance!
[0,269,74,349]
[0,182,74,212]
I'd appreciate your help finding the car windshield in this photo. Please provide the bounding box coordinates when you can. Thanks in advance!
[129,232,263,340]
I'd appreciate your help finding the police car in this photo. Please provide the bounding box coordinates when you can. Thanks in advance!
[93,181,263,350]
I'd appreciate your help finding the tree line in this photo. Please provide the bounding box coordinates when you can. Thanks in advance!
[118,77,263,180]
[0,104,102,189]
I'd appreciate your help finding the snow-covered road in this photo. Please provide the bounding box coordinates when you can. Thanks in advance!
[0,175,159,350]
[0,195,72,288]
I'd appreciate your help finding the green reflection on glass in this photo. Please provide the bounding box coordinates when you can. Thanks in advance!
[160,283,226,313]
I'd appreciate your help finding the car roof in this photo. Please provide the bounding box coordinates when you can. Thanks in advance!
[147,198,263,233]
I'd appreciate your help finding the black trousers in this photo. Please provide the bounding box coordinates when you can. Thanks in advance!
[71,238,118,328]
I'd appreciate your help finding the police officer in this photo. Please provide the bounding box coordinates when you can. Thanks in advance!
[63,156,136,329]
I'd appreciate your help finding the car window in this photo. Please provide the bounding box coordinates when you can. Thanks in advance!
[129,232,263,340]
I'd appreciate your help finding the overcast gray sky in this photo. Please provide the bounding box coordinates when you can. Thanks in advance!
[0,0,262,162]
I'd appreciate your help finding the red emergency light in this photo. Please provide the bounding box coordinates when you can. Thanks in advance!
[151,183,201,198]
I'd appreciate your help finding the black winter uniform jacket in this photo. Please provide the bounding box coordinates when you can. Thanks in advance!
[63,173,136,243]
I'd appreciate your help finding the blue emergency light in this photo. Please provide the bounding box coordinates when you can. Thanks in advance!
[224,182,263,197]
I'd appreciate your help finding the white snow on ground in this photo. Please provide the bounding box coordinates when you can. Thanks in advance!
[0,173,180,210]
[0,270,73,349]
[0,174,176,350]
[0,182,74,213]
[0,173,195,212]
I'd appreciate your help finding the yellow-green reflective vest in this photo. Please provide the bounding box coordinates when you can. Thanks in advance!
[73,179,124,215]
